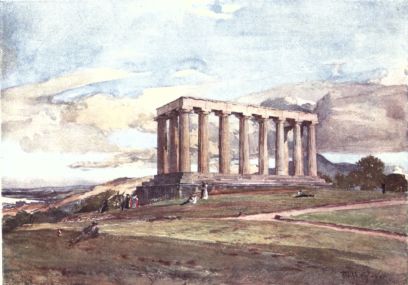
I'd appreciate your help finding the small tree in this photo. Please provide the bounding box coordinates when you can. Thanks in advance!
[318,172,332,183]
[334,173,355,190]
[352,155,385,190]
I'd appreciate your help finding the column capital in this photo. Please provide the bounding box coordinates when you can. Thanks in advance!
[305,120,318,126]
[214,110,231,117]
[287,118,303,126]
[254,114,269,121]
[235,113,252,119]
[154,114,168,121]
[178,108,193,114]
[168,110,180,117]
[273,116,286,123]
[196,108,211,115]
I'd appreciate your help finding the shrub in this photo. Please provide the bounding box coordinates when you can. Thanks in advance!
[384,173,407,192]
[77,190,117,213]
[3,211,32,233]
[318,172,332,183]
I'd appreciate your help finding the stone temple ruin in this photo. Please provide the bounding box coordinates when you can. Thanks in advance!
[136,96,326,204]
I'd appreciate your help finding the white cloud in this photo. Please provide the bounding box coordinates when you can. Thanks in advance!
[380,61,408,86]
[1,141,156,188]
[3,68,135,100]
[172,68,213,81]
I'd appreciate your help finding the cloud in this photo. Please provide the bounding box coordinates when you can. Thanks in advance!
[2,68,135,100]
[190,0,241,20]
[64,84,210,135]
[2,65,213,155]
[380,61,408,86]
[1,141,156,188]
[69,149,156,169]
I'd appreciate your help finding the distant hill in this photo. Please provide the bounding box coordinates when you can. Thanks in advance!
[3,176,152,216]
[269,153,356,179]
[317,154,356,178]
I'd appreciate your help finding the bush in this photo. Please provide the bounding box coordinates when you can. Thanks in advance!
[318,172,332,183]
[384,174,407,192]
[77,190,117,213]
[3,211,32,233]
[334,173,355,190]
[32,208,68,223]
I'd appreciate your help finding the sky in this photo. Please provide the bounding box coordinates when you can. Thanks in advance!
[1,0,407,187]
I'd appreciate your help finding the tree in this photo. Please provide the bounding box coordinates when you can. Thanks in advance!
[352,155,385,190]
[334,173,355,190]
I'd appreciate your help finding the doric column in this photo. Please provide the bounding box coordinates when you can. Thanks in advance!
[275,117,285,175]
[293,121,303,176]
[239,114,250,175]
[169,112,179,172]
[307,122,318,176]
[179,108,191,172]
[156,115,168,174]
[198,109,210,173]
[283,126,292,175]
[218,112,230,174]
[258,117,269,175]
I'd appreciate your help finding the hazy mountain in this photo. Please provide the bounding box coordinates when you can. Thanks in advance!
[238,81,407,153]
[316,154,356,178]
[315,84,407,152]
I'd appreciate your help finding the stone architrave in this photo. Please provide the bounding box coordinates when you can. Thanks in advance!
[198,110,210,173]
[275,118,285,175]
[179,109,191,172]
[258,117,269,175]
[218,112,230,174]
[169,112,179,172]
[308,122,318,176]
[156,116,168,174]
[239,114,250,175]
[293,121,303,176]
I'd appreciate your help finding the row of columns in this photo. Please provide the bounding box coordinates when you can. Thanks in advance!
[156,109,317,177]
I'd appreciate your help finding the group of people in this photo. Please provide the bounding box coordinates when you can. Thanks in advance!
[98,193,140,213]
[121,193,139,211]
[181,182,209,205]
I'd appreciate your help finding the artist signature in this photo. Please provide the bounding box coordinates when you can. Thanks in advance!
[341,270,387,281]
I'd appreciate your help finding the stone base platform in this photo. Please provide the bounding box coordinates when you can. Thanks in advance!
[135,173,329,205]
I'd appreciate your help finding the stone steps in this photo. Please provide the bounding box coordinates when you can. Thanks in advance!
[136,172,330,205]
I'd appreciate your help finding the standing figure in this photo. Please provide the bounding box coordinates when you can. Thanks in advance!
[120,194,125,211]
[132,194,139,208]
[125,194,130,209]
[201,182,209,200]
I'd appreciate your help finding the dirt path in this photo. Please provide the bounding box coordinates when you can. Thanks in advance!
[231,199,408,242]
[236,199,407,220]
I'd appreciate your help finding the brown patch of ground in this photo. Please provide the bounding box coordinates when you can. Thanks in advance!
[4,229,405,285]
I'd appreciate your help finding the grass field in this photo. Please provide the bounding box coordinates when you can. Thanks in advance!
[81,189,402,220]
[295,204,408,235]
[3,188,407,285]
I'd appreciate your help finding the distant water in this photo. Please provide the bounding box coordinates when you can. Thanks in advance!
[1,196,41,205]
[321,152,408,172]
